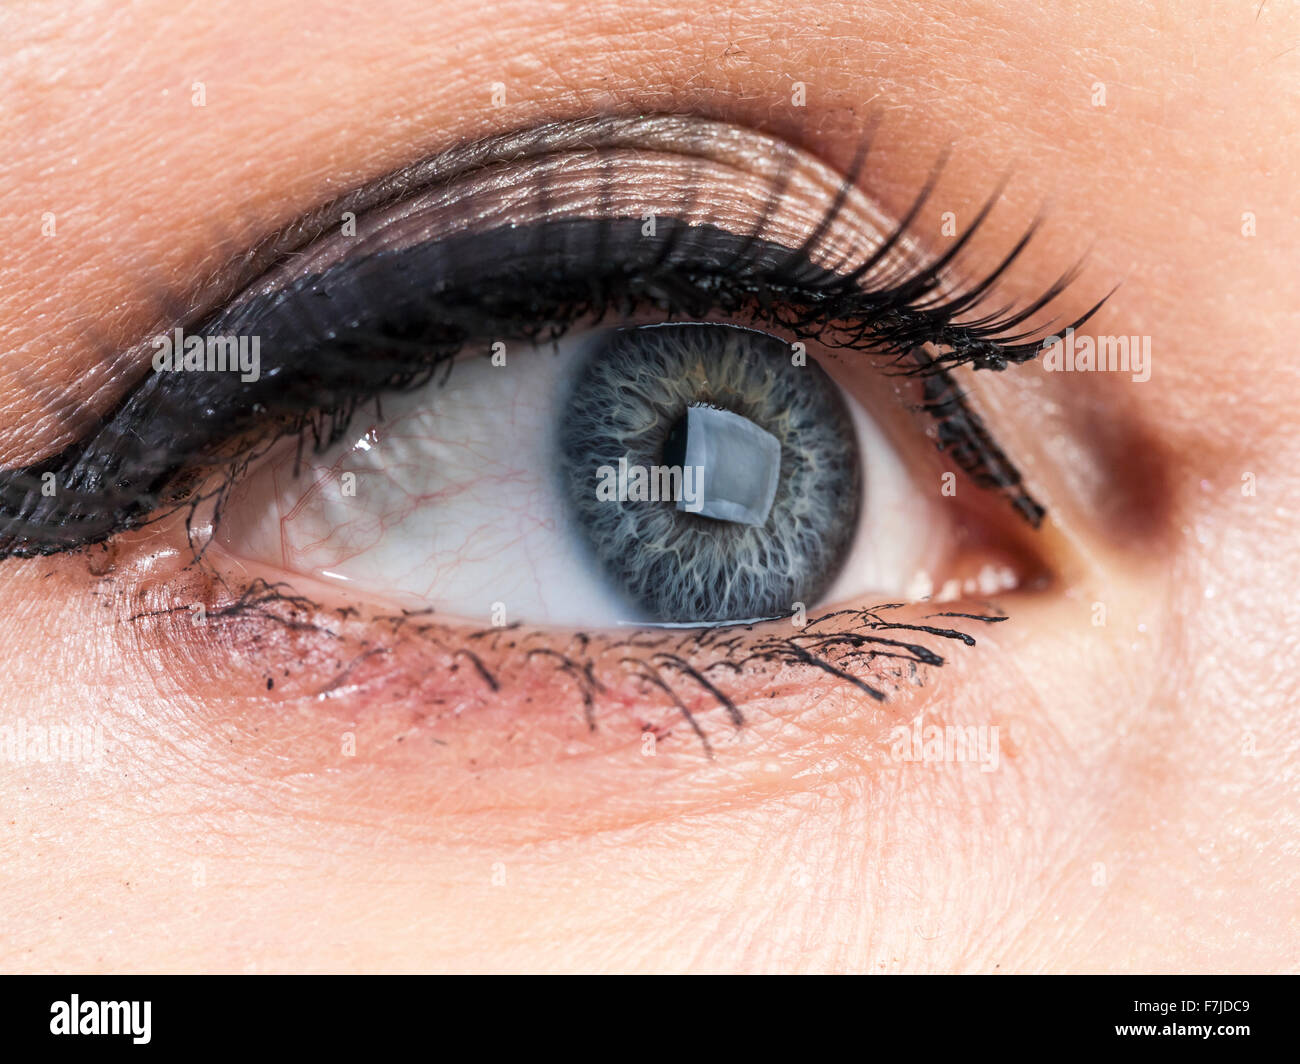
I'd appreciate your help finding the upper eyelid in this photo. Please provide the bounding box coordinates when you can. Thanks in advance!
[154,110,1100,377]
[171,115,832,330]
[9,111,1083,426]
[0,113,1098,556]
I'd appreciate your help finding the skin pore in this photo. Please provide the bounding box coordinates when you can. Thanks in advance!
[0,0,1297,972]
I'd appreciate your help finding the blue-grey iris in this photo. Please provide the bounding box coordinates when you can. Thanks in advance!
[558,323,861,623]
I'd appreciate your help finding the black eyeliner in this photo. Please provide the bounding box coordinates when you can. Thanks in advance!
[0,115,1105,558]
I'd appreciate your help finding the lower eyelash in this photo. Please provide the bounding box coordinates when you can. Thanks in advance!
[128,565,1008,758]
[0,114,1106,559]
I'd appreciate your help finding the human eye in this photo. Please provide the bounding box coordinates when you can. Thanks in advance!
[0,114,1097,751]
[215,317,933,627]
[6,0,1296,981]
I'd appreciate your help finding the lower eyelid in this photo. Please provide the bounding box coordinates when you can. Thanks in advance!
[118,514,1011,767]
[55,308,1058,744]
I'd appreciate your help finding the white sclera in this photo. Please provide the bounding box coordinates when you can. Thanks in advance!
[677,405,781,527]
[216,338,636,624]
[217,325,944,626]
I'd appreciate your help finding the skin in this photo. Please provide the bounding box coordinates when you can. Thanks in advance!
[0,0,1296,973]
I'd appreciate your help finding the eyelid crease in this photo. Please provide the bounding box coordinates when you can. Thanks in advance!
[144,114,872,343]
[0,113,1106,558]
[228,115,914,304]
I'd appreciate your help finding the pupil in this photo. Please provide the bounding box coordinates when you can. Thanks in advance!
[661,414,689,471]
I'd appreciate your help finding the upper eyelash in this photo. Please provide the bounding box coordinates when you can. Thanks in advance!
[0,113,1107,559]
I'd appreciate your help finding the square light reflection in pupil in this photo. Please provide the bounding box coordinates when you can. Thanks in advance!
[676,405,781,527]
